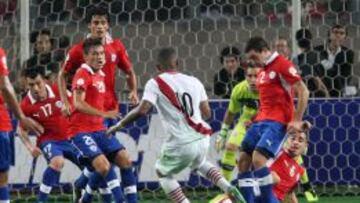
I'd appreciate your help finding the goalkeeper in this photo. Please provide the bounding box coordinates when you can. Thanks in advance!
[215,65,318,202]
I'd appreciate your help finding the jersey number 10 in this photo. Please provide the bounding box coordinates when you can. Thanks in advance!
[176,92,194,117]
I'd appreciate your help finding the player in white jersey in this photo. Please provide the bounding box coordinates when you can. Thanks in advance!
[107,48,245,203]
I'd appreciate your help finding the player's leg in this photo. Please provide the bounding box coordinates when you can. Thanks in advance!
[155,144,194,203]
[0,132,11,203]
[104,118,138,203]
[237,123,262,203]
[38,142,66,202]
[252,121,287,203]
[298,156,318,202]
[220,126,246,181]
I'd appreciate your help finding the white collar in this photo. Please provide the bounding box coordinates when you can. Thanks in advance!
[80,63,105,76]
[326,45,341,56]
[265,51,279,65]
[86,32,113,44]
[28,84,55,105]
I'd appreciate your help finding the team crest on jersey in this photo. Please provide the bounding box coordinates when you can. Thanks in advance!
[55,101,63,108]
[77,78,85,86]
[269,71,276,79]
[94,81,105,93]
[111,54,116,62]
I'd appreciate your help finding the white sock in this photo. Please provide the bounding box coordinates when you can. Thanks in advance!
[159,177,190,203]
[197,161,231,192]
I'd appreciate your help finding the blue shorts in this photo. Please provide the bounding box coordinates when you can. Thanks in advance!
[71,131,125,162]
[40,140,82,167]
[0,131,13,172]
[103,118,119,129]
[241,121,287,158]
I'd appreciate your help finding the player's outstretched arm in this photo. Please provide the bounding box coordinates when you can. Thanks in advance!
[288,80,310,131]
[107,100,153,135]
[16,125,42,158]
[0,75,44,135]
[57,68,72,116]
[125,68,139,105]
[73,89,119,119]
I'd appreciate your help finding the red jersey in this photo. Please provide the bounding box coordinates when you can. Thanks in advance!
[0,48,12,131]
[70,64,106,135]
[63,37,132,111]
[254,52,301,124]
[20,85,71,145]
[269,150,305,201]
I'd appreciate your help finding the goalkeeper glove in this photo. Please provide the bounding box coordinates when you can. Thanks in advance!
[302,182,319,202]
[215,124,229,153]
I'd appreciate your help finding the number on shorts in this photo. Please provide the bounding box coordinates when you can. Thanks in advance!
[176,92,194,117]
[43,143,52,158]
[83,135,96,146]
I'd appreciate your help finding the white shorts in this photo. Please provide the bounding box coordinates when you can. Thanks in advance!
[155,137,210,176]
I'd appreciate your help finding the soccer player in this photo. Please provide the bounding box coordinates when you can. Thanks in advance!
[0,48,44,203]
[17,67,85,202]
[107,48,245,203]
[58,6,138,202]
[215,64,260,181]
[70,38,132,203]
[237,37,310,203]
[269,129,309,203]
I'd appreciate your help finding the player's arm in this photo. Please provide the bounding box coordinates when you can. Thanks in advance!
[73,89,118,119]
[292,80,309,122]
[107,100,153,135]
[200,100,211,120]
[0,76,44,135]
[58,67,72,116]
[16,125,42,158]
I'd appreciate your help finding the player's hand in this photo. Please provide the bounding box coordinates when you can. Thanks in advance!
[106,122,123,136]
[29,146,42,158]
[104,110,121,120]
[61,102,72,117]
[244,120,253,129]
[128,90,139,106]
[20,116,44,136]
[215,127,229,153]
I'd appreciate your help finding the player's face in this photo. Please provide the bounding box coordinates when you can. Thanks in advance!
[246,50,264,65]
[275,39,289,58]
[88,15,109,39]
[36,34,52,54]
[223,56,239,73]
[85,45,105,71]
[27,75,46,100]
[286,130,308,157]
[246,68,259,92]
[330,28,346,45]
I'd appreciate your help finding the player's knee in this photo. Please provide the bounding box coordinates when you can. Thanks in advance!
[115,149,132,168]
[0,172,8,186]
[225,143,238,151]
[93,156,111,177]
[252,150,269,169]
[49,156,65,171]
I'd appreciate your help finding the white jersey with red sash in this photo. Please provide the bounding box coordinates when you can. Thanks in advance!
[142,71,212,148]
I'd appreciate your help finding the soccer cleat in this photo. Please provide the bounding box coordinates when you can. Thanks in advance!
[227,186,246,203]
[73,187,83,203]
[304,189,319,202]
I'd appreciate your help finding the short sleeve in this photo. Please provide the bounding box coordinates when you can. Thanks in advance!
[278,58,302,85]
[72,70,91,91]
[228,85,242,114]
[63,44,84,73]
[142,79,158,105]
[0,49,9,76]
[114,40,132,74]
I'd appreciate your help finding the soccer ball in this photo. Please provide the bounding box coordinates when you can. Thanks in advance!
[209,194,234,203]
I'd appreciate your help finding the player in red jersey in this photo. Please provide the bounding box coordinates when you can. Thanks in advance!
[0,48,43,203]
[18,67,84,202]
[236,37,310,203]
[58,7,138,202]
[269,128,309,203]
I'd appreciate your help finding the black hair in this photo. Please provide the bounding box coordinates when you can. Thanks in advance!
[23,66,45,79]
[157,47,176,69]
[329,24,347,36]
[245,37,270,53]
[86,6,110,24]
[220,46,240,64]
[83,38,103,55]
